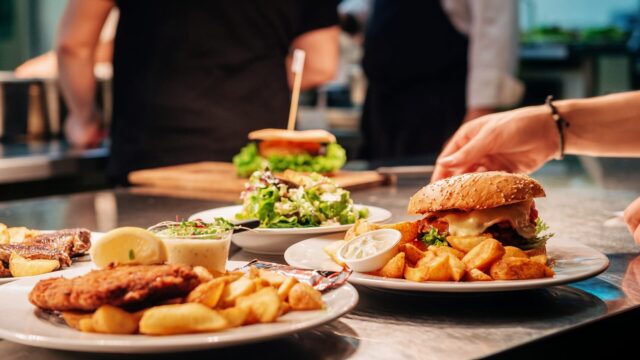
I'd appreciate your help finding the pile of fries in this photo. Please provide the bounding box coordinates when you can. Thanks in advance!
[61,266,325,335]
[325,220,554,282]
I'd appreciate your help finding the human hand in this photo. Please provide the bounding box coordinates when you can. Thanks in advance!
[64,112,104,149]
[624,197,640,244]
[15,51,58,78]
[432,105,560,181]
[463,107,494,123]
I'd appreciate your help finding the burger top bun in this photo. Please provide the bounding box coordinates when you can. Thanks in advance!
[248,129,336,143]
[408,171,545,214]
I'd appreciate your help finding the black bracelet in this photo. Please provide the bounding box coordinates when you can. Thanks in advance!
[545,95,570,160]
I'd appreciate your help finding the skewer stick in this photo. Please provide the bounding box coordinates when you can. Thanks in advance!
[287,49,306,131]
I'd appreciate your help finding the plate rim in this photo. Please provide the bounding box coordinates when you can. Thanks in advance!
[0,260,359,353]
[284,237,610,293]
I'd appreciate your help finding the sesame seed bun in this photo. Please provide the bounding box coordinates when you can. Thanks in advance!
[248,129,336,143]
[408,171,546,214]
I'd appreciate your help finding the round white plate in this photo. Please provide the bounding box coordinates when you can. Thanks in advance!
[284,235,610,292]
[189,205,391,255]
[0,232,103,285]
[0,260,359,353]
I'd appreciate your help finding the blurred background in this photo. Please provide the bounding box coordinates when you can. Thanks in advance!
[0,0,639,200]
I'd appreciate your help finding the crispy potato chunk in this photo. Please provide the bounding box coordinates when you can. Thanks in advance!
[345,220,419,246]
[258,269,287,287]
[405,254,453,282]
[324,240,347,267]
[503,246,528,259]
[193,266,214,283]
[489,257,549,280]
[462,238,505,271]
[379,252,405,278]
[345,219,376,240]
[415,251,436,268]
[78,318,95,332]
[9,252,59,277]
[237,287,282,323]
[400,243,427,264]
[447,234,492,253]
[219,306,249,328]
[221,276,256,307]
[91,305,139,334]
[288,283,324,311]
[8,227,39,244]
[446,254,466,281]
[428,245,465,260]
[404,264,430,282]
[529,255,548,265]
[139,303,228,335]
[277,276,299,301]
[187,279,226,308]
[62,311,93,330]
[465,268,493,281]
[0,224,9,244]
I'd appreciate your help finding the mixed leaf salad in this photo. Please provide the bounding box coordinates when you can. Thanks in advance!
[235,170,369,228]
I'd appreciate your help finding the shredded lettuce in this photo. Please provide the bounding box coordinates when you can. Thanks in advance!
[235,170,368,228]
[232,142,346,177]
[419,227,449,247]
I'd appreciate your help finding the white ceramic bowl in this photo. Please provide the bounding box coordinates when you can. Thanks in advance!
[337,229,401,273]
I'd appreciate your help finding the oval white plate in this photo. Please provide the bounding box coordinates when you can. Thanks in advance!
[0,260,358,353]
[0,232,103,285]
[284,235,610,292]
[189,205,391,255]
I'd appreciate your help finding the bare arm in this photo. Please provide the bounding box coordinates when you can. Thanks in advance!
[287,26,340,90]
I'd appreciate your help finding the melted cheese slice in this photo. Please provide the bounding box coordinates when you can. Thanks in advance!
[442,200,536,238]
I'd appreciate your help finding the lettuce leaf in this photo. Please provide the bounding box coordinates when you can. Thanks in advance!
[419,227,449,247]
[232,143,266,178]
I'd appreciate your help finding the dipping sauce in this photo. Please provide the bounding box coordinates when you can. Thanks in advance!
[148,219,233,274]
[340,232,397,260]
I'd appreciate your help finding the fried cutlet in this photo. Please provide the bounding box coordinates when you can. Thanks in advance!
[29,264,201,311]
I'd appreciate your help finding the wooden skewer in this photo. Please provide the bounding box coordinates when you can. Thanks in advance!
[287,49,306,131]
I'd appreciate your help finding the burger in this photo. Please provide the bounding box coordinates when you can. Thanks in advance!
[408,171,553,255]
[232,129,346,177]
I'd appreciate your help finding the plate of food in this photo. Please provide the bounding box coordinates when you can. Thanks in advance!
[0,225,98,284]
[284,172,610,292]
[0,259,358,353]
[189,170,391,254]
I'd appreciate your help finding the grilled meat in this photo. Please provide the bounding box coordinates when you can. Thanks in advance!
[0,244,71,267]
[0,262,10,277]
[27,228,91,257]
[29,264,201,312]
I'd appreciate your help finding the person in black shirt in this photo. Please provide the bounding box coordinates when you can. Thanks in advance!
[57,0,339,184]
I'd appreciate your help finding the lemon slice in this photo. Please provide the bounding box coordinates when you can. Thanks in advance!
[91,227,167,268]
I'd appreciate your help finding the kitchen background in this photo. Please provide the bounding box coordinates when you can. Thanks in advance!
[0,0,638,200]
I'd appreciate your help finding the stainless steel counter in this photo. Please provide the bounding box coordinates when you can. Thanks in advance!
[0,162,639,359]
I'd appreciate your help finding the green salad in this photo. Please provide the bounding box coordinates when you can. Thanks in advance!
[235,170,369,228]
[232,142,347,178]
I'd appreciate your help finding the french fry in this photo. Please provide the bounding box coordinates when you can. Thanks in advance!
[193,266,214,283]
[446,234,492,253]
[503,246,528,259]
[62,311,93,330]
[236,287,282,323]
[379,252,405,278]
[187,279,226,308]
[252,278,271,290]
[462,238,505,272]
[465,268,493,281]
[277,276,299,301]
[428,245,465,260]
[258,269,287,287]
[139,303,228,335]
[288,283,324,311]
[219,306,250,328]
[91,305,139,334]
[221,276,256,307]
[9,252,59,277]
[489,257,548,280]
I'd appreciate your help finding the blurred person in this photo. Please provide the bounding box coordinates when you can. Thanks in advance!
[432,91,640,244]
[57,0,340,184]
[340,0,522,161]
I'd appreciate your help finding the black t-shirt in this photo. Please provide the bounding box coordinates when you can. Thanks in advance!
[110,0,338,183]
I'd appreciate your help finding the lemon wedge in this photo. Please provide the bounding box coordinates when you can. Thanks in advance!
[91,227,167,268]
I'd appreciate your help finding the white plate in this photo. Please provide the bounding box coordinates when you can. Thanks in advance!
[284,235,610,292]
[0,260,358,353]
[189,205,391,255]
[0,232,103,285]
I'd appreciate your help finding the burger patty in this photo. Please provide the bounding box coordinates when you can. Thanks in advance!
[485,222,534,248]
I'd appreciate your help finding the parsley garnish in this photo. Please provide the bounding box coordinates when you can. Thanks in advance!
[419,227,449,247]
[128,249,135,260]
[534,218,554,242]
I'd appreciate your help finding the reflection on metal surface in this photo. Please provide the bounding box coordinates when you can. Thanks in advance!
[94,192,117,231]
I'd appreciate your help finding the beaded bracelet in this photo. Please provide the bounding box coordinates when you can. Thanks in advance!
[545,95,570,160]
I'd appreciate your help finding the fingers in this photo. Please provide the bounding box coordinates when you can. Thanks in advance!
[624,197,640,241]
[432,121,487,182]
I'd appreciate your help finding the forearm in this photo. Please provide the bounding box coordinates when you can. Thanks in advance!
[555,91,640,157]
[58,46,97,119]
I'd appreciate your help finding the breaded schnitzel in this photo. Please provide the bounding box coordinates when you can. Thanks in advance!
[29,264,200,311]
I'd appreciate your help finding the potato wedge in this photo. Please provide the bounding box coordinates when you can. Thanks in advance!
[221,276,256,307]
[446,234,492,253]
[503,246,528,259]
[446,254,466,281]
[380,221,420,246]
[379,252,405,278]
[139,303,228,335]
[461,238,505,271]
[9,252,59,277]
[259,269,287,287]
[415,250,436,268]
[237,287,282,323]
[489,257,548,280]
[8,227,39,244]
[288,283,324,311]
[465,268,493,281]
[277,276,299,301]
[0,224,9,244]
[428,245,465,260]
[404,264,430,282]
[345,220,379,240]
[252,278,271,290]
[529,255,549,265]
[62,311,94,330]
[324,240,347,267]
[424,254,452,281]
[193,266,214,282]
[91,305,139,334]
[78,318,95,332]
[187,279,226,308]
[400,243,427,264]
[219,306,250,328]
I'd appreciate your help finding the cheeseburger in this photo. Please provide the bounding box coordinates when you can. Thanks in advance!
[232,129,346,177]
[408,171,552,254]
